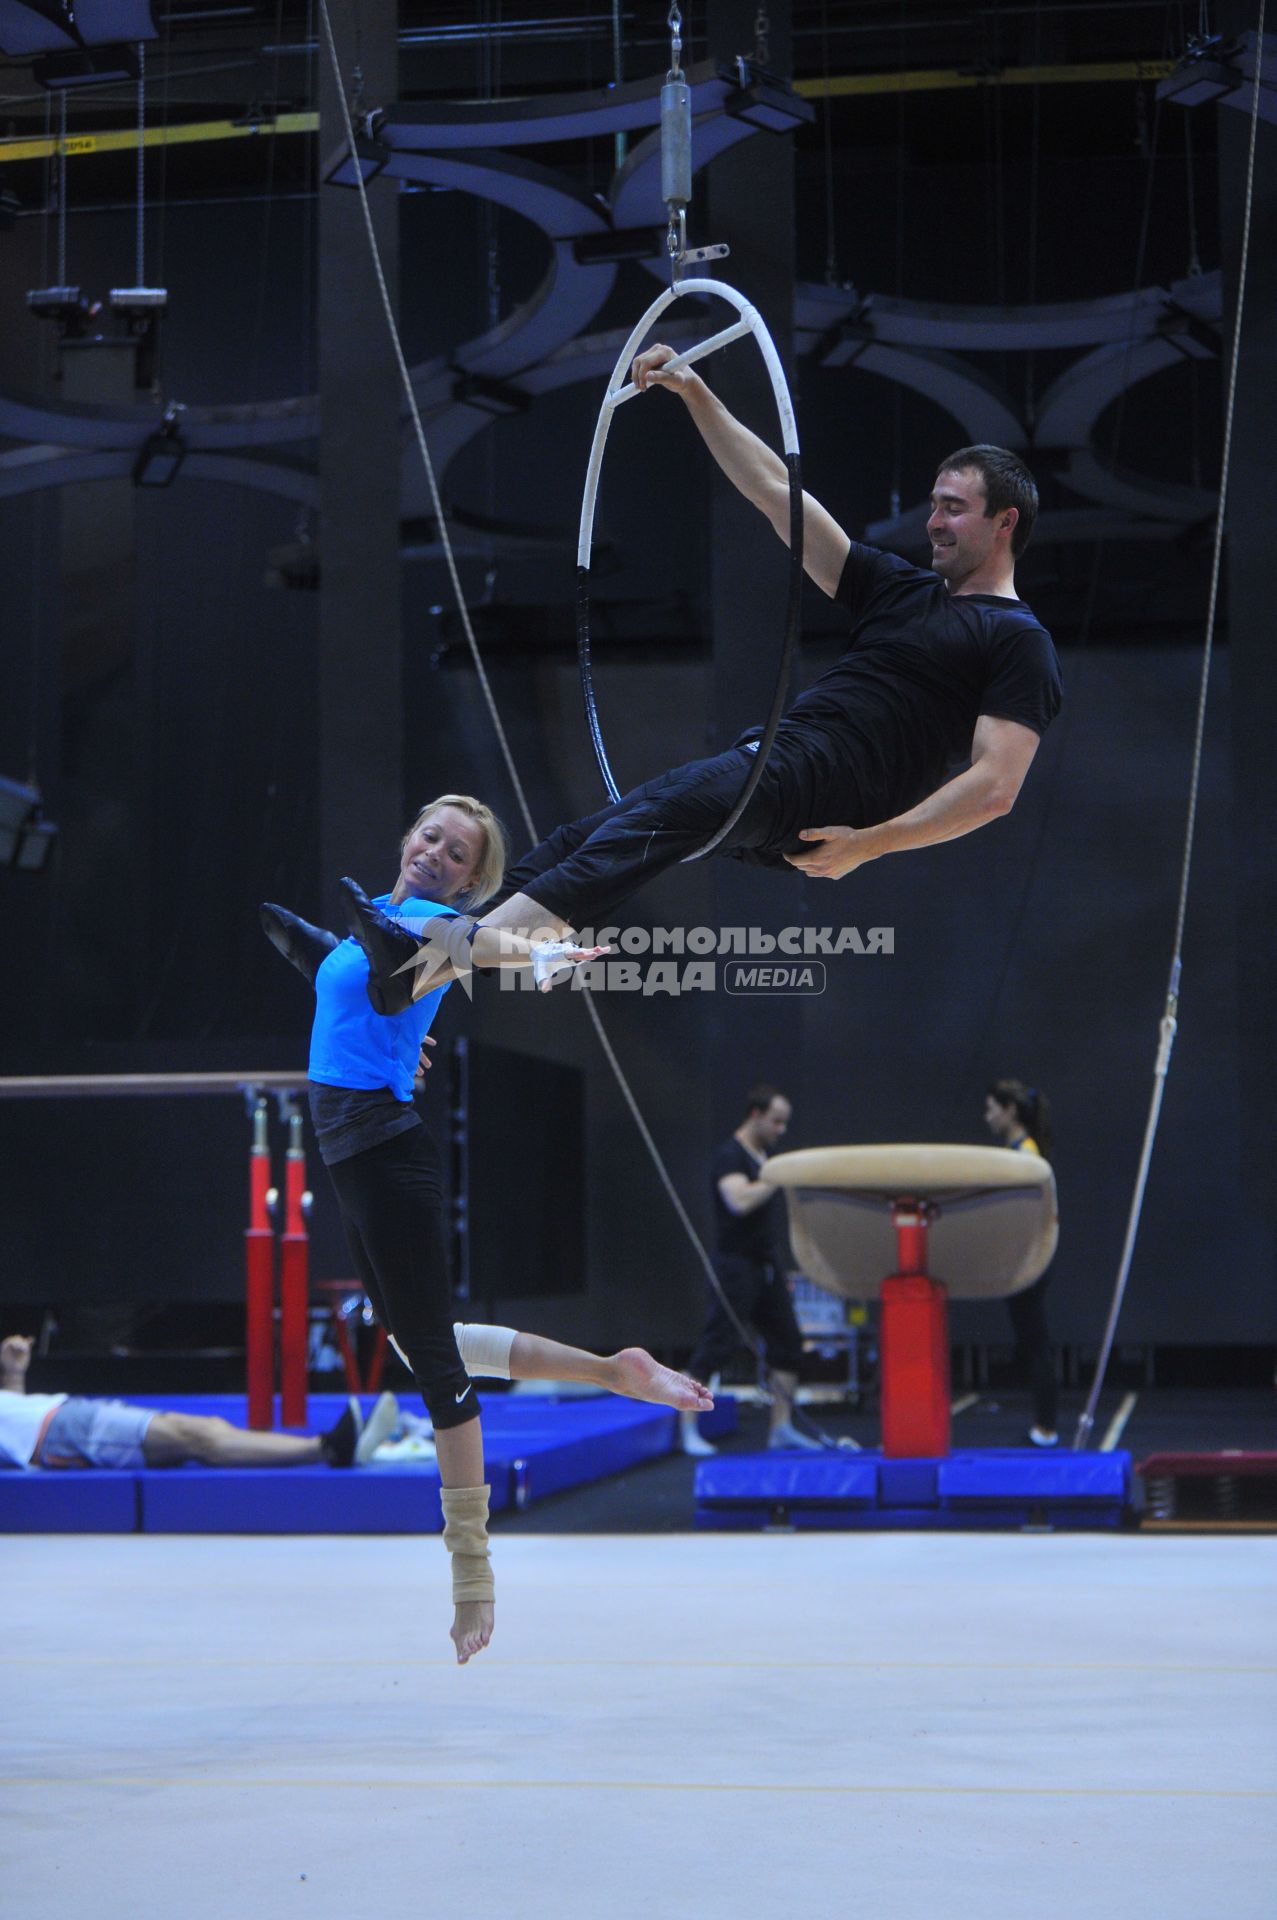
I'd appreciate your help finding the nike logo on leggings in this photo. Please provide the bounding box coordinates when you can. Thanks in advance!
[455,1384,473,1404]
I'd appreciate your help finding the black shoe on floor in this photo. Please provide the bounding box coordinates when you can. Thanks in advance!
[260,902,339,984]
[321,1396,364,1468]
[338,877,421,1016]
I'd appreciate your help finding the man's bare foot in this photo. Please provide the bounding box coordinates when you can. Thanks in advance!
[609,1347,713,1413]
[451,1601,494,1666]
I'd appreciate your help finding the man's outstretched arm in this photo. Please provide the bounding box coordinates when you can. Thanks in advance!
[631,345,851,599]
[785,715,1042,880]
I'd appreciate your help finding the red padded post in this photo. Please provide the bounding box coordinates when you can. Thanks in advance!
[244,1093,275,1430]
[880,1201,951,1458]
[279,1098,311,1428]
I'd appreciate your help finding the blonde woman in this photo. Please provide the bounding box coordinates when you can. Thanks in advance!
[262,796,708,1667]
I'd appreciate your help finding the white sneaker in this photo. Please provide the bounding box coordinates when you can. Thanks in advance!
[1027,1425,1060,1449]
[680,1413,717,1458]
[354,1391,401,1465]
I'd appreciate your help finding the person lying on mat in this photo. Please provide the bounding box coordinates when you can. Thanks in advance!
[0,1333,399,1471]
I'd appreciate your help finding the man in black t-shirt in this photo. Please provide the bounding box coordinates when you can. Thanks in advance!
[357,354,1061,982]
[680,1085,817,1458]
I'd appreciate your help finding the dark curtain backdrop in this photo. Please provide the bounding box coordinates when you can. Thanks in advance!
[1,106,1270,1354]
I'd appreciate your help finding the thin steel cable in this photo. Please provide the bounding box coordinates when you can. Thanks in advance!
[57,94,66,285]
[940,18,1176,1140]
[135,40,145,284]
[819,0,837,283]
[316,0,536,846]
[315,0,816,1414]
[39,90,51,291]
[1074,0,1267,1449]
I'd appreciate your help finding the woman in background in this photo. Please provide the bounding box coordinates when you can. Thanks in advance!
[983,1078,1058,1448]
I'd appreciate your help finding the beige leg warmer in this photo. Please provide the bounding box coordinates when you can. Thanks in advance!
[440,1484,495,1603]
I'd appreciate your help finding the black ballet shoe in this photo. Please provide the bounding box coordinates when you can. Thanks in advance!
[338,876,421,1016]
[320,1396,363,1468]
[260,902,339,984]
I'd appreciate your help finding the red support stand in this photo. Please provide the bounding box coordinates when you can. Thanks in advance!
[315,1281,390,1394]
[278,1097,311,1428]
[880,1201,951,1458]
[244,1092,275,1431]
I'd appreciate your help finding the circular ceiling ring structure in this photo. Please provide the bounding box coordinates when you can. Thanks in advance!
[576,276,803,864]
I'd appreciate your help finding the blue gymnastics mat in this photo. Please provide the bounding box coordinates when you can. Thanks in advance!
[694,1448,1134,1531]
[0,1392,677,1535]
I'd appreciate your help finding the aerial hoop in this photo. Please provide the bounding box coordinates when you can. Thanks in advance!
[576,276,804,862]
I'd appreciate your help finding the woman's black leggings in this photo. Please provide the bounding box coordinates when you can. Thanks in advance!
[325,1127,479,1431]
[1005,1274,1057,1433]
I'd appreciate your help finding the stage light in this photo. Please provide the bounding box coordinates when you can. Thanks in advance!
[1158,54,1241,108]
[573,228,663,267]
[26,286,92,334]
[34,43,140,87]
[450,372,529,418]
[109,287,168,315]
[722,60,813,135]
[0,0,156,58]
[322,137,387,189]
[0,774,57,872]
[132,400,187,488]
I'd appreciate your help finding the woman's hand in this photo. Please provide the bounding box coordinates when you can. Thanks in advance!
[413,1034,437,1084]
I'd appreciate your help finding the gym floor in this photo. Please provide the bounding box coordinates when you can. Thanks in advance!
[5,1528,1274,1920]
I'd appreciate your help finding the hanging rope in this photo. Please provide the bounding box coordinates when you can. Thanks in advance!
[316,0,535,847]
[1073,0,1267,1449]
[819,0,837,285]
[941,19,1179,1141]
[135,41,146,286]
[57,93,67,287]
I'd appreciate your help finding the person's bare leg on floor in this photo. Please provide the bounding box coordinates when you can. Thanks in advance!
[769,1369,799,1440]
[143,1413,325,1467]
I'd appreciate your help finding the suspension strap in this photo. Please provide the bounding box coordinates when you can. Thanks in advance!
[1073,0,1268,1449]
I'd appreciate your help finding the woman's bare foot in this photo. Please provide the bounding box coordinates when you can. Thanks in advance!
[451,1601,494,1666]
[609,1347,713,1413]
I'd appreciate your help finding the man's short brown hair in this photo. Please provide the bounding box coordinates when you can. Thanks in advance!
[745,1084,786,1116]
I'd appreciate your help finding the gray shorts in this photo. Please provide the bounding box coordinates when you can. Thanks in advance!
[38,1398,155,1470]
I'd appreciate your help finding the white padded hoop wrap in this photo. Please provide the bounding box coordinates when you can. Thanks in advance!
[762,1144,1058,1303]
[576,275,804,844]
[578,277,799,573]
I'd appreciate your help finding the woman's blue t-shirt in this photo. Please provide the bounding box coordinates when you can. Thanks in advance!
[308,895,454,1099]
